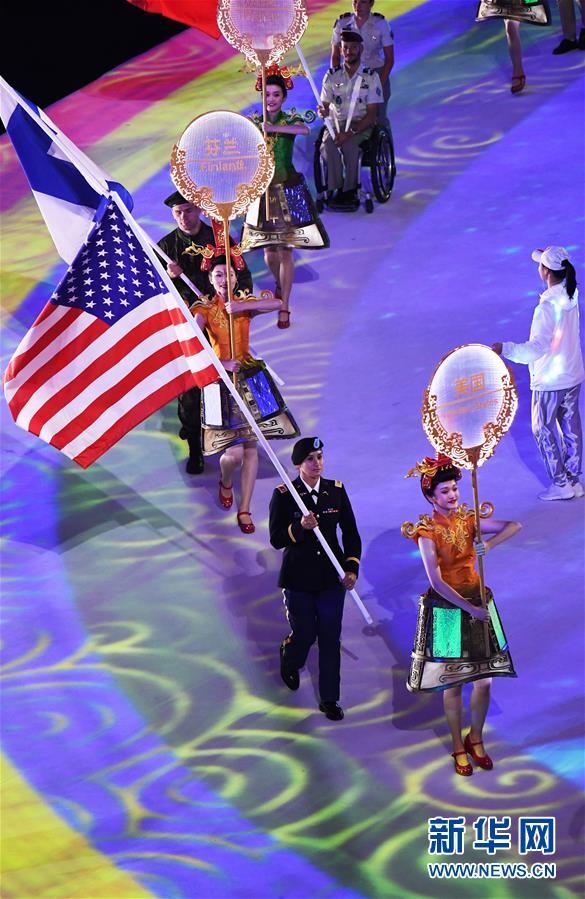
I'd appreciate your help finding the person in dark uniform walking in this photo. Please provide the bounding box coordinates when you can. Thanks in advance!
[268,437,362,720]
[157,190,253,474]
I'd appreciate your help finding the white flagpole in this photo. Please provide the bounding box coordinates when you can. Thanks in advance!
[150,240,284,387]
[1,75,370,623]
[295,44,337,139]
[111,193,373,624]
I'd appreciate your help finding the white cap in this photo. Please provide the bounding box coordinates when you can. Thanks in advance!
[531,246,570,271]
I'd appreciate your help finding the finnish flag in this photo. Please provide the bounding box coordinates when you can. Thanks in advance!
[0,76,133,264]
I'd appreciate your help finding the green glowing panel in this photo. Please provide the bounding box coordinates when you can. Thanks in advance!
[432,607,461,657]
[489,601,507,650]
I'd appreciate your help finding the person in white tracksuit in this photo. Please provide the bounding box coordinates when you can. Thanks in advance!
[493,246,584,501]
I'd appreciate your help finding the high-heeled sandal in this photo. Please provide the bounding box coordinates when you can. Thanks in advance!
[236,510,255,534]
[464,733,494,770]
[218,480,233,510]
[511,74,526,94]
[277,310,290,329]
[451,750,473,777]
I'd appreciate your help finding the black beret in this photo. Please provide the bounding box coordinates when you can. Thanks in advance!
[340,29,363,43]
[291,436,324,465]
[164,190,189,207]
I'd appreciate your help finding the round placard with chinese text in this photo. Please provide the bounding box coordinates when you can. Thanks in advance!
[171,110,274,221]
[422,344,517,469]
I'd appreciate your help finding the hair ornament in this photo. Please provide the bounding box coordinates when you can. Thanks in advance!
[250,61,306,91]
[405,454,458,491]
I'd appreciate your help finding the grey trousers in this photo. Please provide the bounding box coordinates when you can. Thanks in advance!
[558,0,584,39]
[531,384,583,485]
[321,128,372,191]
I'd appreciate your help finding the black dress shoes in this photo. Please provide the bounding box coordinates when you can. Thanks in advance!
[279,645,299,691]
[553,37,578,54]
[328,189,359,212]
[319,701,344,721]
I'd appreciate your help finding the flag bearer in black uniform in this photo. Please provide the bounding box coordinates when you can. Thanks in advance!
[157,190,253,474]
[269,437,362,720]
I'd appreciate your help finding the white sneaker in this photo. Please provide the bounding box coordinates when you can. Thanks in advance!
[572,481,584,498]
[538,483,575,501]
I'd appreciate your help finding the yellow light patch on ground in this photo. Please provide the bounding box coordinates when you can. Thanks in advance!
[1,754,153,899]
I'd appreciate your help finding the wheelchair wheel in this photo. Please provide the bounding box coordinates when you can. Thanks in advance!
[371,127,396,203]
[313,125,328,196]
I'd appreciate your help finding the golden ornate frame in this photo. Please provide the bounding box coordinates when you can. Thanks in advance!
[421,344,518,470]
[217,0,308,67]
[170,112,275,222]
[401,500,493,540]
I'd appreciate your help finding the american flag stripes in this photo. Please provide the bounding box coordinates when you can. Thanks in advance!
[3,199,219,468]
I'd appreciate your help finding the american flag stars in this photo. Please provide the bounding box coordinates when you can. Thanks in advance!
[50,205,165,326]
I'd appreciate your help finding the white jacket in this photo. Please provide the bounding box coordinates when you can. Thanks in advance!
[503,284,585,391]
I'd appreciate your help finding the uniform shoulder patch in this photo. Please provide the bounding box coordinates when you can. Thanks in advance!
[334,480,343,488]
[363,67,373,74]
[327,65,342,74]
[372,11,385,17]
[339,12,352,18]
[276,484,288,493]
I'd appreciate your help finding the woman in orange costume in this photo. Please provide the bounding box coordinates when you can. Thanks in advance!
[193,256,297,533]
[402,455,521,776]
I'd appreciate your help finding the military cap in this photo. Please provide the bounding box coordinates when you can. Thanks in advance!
[291,436,324,465]
[164,190,189,207]
[340,29,364,43]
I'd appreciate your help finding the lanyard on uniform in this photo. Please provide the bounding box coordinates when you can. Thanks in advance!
[345,69,365,132]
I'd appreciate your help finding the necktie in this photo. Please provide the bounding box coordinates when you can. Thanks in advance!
[310,490,318,505]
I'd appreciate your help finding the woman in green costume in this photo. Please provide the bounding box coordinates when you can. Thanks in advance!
[242,72,330,329]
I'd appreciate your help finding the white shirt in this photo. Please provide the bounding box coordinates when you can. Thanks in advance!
[503,284,585,391]
[300,476,321,502]
[320,64,383,124]
[332,11,394,69]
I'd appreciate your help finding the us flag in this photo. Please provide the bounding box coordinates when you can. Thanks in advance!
[3,199,218,468]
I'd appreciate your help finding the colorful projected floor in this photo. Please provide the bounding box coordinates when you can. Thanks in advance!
[1,2,584,897]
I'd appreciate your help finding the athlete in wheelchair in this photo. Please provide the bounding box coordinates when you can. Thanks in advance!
[315,30,395,212]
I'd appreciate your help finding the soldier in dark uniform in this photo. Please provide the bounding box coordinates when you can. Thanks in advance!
[269,437,362,720]
[157,190,253,474]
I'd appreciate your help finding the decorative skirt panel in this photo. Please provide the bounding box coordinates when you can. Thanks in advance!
[475,0,551,26]
[201,360,300,455]
[407,587,516,693]
[241,173,330,251]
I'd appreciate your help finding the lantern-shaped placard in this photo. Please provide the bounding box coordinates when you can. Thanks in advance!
[171,110,274,221]
[171,110,274,359]
[217,0,308,217]
[422,344,518,633]
[422,344,517,470]
[217,0,308,68]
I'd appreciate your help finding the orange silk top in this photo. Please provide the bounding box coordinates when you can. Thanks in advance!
[408,507,480,598]
[194,294,254,362]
